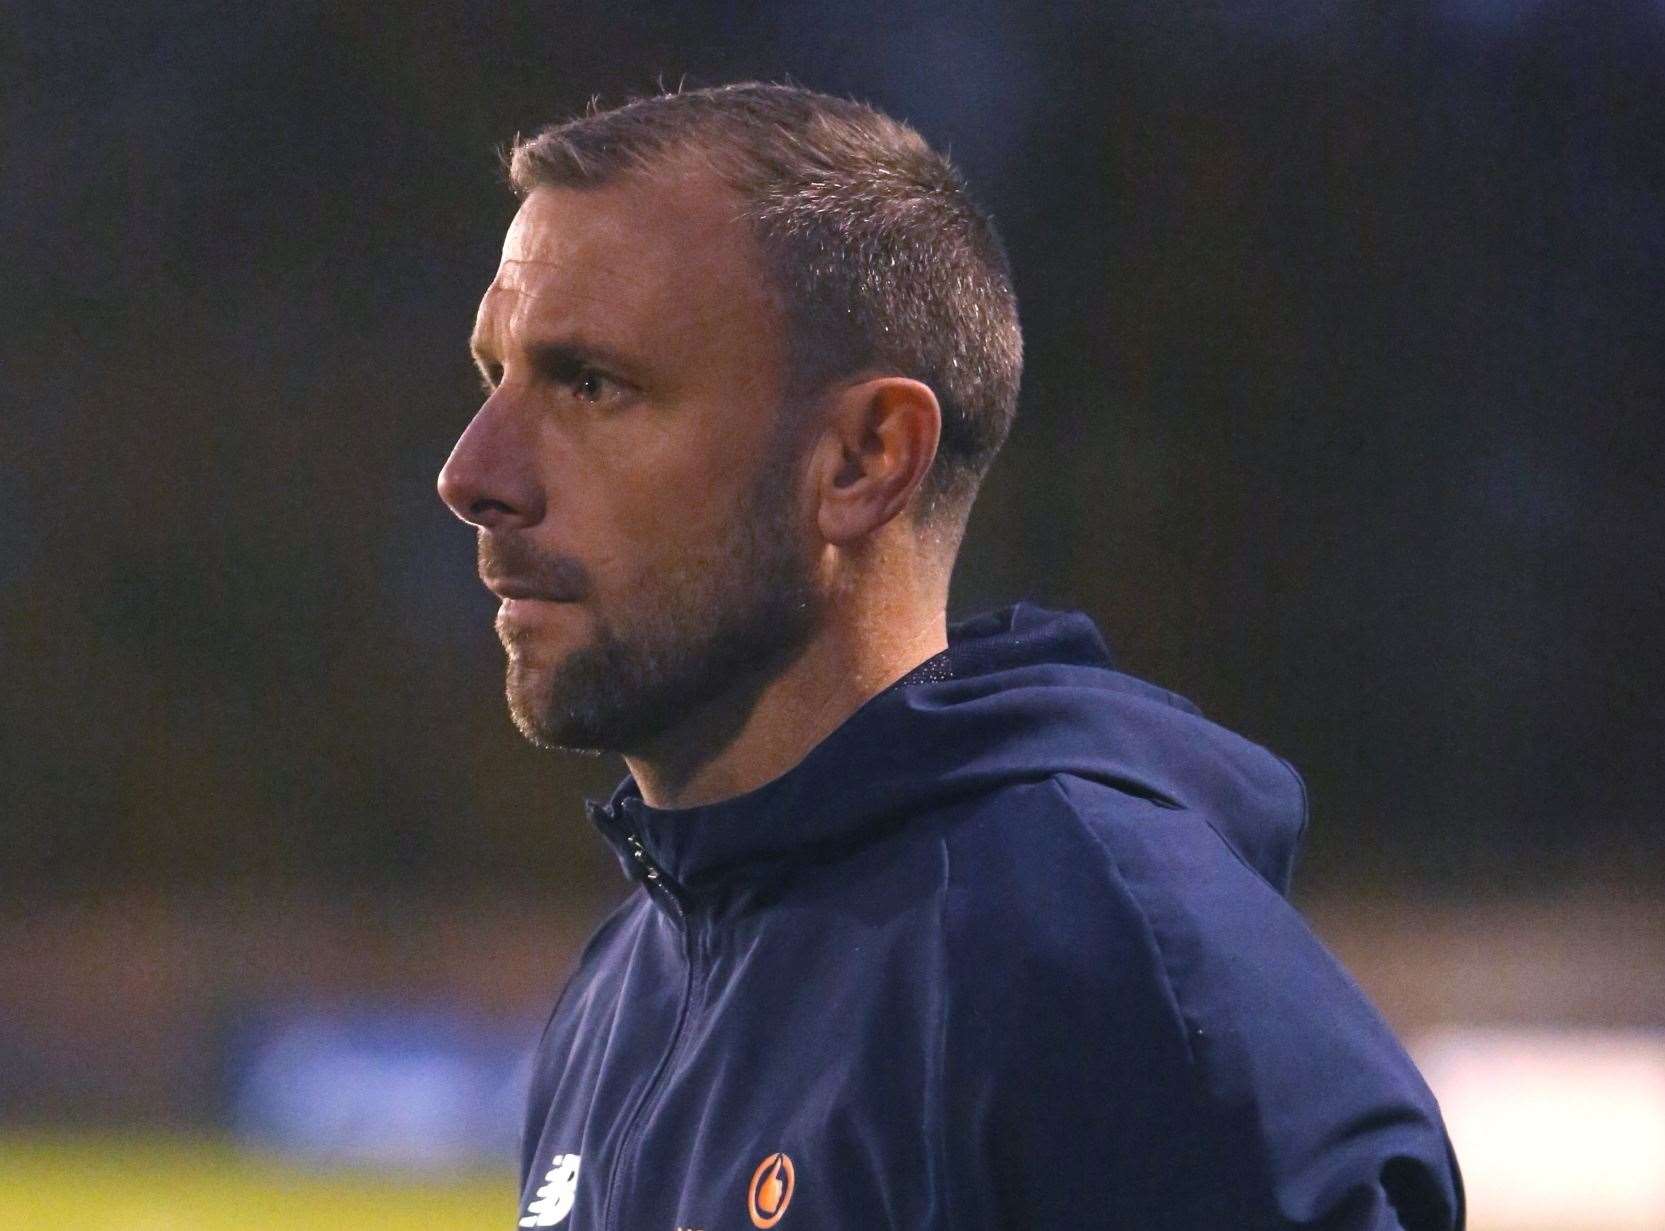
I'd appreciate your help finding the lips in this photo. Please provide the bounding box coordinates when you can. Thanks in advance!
[493,586,578,642]
[477,536,587,603]
[482,569,588,603]
[486,579,562,602]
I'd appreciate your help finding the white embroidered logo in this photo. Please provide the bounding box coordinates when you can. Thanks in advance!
[520,1152,582,1227]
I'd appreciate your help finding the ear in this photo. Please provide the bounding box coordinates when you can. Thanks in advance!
[811,376,942,546]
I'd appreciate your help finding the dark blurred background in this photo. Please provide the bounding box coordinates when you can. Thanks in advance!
[3,2,1663,1225]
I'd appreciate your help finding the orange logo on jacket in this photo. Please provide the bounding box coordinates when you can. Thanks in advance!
[747,1152,795,1228]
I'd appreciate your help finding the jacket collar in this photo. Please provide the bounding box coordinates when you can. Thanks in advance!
[584,600,1309,912]
[583,643,960,901]
[581,602,1126,902]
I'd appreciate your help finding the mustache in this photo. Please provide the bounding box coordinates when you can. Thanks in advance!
[478,533,590,602]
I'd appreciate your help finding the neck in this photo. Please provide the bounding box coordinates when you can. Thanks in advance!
[624,594,947,810]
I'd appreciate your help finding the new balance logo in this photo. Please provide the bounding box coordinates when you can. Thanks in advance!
[520,1152,581,1227]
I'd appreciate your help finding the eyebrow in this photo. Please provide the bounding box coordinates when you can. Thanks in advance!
[469,331,645,383]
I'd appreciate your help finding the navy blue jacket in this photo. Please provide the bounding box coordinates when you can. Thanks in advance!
[518,603,1463,1230]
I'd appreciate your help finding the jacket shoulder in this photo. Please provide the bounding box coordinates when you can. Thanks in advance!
[933,773,1462,1230]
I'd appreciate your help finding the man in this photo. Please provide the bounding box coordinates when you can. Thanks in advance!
[437,83,1463,1230]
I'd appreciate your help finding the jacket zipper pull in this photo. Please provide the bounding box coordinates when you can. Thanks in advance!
[623,831,687,916]
[623,831,656,880]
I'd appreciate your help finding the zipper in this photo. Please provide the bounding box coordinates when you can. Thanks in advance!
[600,830,702,1231]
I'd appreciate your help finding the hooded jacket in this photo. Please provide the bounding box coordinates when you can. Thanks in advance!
[517,602,1464,1231]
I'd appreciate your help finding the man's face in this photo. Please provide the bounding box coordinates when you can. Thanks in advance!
[437,171,823,755]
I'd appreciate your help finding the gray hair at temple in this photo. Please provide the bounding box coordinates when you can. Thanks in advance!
[507,81,1023,542]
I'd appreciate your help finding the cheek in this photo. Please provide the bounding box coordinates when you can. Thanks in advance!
[573,399,771,581]
[607,467,753,579]
[618,417,749,524]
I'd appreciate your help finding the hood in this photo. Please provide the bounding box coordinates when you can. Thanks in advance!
[585,602,1308,900]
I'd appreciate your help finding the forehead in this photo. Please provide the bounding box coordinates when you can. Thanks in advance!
[476,172,779,362]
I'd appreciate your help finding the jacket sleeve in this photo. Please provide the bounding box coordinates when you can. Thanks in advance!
[939,781,1464,1231]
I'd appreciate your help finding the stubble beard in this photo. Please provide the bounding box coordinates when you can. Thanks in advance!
[496,448,821,756]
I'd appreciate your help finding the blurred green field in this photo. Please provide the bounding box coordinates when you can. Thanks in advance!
[0,1132,512,1230]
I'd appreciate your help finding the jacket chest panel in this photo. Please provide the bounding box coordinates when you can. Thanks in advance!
[524,892,946,1231]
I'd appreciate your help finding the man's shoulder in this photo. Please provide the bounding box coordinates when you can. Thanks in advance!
[933,771,1351,1044]
[937,770,1290,950]
[936,768,1437,1100]
[917,781,1459,1227]
[927,774,1210,1047]
[536,888,660,1025]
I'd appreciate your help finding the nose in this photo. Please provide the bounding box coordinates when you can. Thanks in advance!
[436,394,545,530]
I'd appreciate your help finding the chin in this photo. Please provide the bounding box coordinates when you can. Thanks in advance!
[496,617,570,663]
[504,660,609,754]
[507,689,585,752]
[505,661,554,729]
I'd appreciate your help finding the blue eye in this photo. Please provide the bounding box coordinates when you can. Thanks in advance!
[573,369,606,401]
